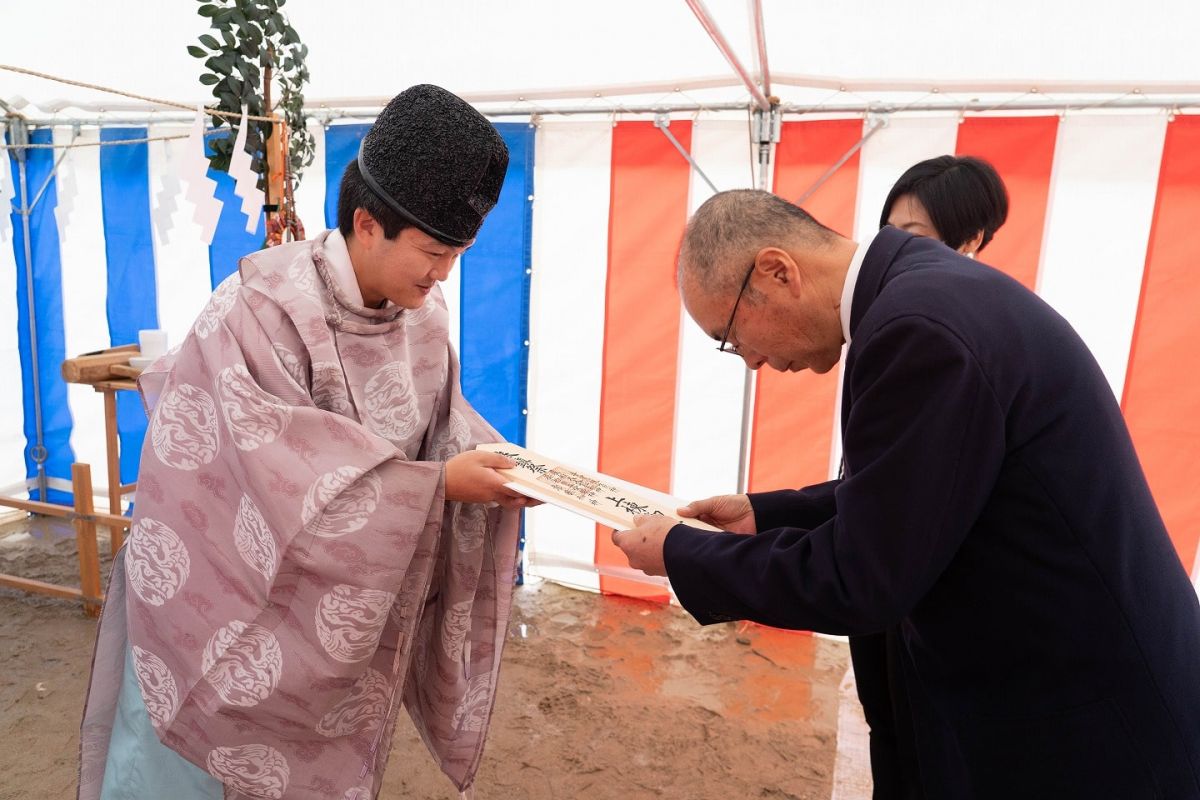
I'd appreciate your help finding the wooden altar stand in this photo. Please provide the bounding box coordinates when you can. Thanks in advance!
[0,346,143,616]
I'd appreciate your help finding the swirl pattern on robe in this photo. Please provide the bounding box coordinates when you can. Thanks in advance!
[314,585,396,664]
[404,297,437,327]
[363,363,422,441]
[430,408,471,462]
[455,503,487,554]
[450,674,491,733]
[126,517,191,606]
[315,668,390,737]
[412,615,435,683]
[216,364,292,451]
[287,249,317,296]
[343,788,372,800]
[193,274,243,340]
[435,359,449,397]
[272,343,307,390]
[311,361,354,416]
[151,384,220,471]
[131,645,180,732]
[201,620,283,708]
[233,494,278,584]
[440,600,474,663]
[206,744,290,799]
[302,467,382,539]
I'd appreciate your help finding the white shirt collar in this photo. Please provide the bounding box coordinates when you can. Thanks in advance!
[840,230,877,345]
[323,229,367,307]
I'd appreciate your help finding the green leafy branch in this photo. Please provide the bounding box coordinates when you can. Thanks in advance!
[188,0,314,193]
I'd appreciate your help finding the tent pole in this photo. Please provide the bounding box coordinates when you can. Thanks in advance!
[653,114,718,194]
[749,0,771,96]
[795,117,885,205]
[683,0,772,110]
[7,117,48,501]
[735,104,781,493]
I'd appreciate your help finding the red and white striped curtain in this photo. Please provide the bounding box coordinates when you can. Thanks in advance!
[524,113,1200,597]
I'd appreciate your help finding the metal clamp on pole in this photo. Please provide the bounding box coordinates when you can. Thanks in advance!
[7,114,29,161]
[751,104,782,194]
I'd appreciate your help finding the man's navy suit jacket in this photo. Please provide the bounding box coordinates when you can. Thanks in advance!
[665,226,1200,798]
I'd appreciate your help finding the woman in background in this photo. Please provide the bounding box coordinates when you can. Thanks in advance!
[881,154,1008,258]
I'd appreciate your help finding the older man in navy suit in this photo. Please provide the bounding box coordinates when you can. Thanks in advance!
[614,189,1200,799]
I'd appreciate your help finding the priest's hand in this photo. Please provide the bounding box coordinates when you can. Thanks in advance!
[677,494,757,534]
[445,450,539,509]
[611,515,675,577]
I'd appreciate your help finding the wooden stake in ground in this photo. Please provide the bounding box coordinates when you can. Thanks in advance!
[72,463,103,618]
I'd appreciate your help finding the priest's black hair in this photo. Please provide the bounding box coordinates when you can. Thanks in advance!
[336,160,410,240]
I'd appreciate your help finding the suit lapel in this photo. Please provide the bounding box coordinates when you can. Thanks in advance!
[848,226,913,342]
[840,226,915,438]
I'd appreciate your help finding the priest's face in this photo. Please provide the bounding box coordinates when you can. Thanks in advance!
[680,249,844,375]
[352,209,471,308]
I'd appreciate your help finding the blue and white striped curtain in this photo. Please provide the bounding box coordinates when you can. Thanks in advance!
[1,120,536,504]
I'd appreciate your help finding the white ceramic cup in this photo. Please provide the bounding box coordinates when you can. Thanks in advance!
[138,329,168,360]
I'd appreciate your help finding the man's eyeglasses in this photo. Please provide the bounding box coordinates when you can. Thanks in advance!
[717,261,755,355]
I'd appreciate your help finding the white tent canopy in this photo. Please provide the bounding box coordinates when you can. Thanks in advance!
[5,0,1200,119]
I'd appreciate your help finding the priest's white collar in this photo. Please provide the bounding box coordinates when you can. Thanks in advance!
[324,228,371,308]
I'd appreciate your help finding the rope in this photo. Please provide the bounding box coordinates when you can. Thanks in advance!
[0,63,278,123]
[0,131,226,151]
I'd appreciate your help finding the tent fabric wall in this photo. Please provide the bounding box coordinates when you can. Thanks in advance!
[1122,115,1200,577]
[954,117,1058,292]
[0,147,23,494]
[749,119,864,495]
[520,112,1200,595]
[1037,115,1167,399]
[147,124,219,353]
[524,121,613,592]
[99,127,158,483]
[672,120,756,502]
[6,127,75,504]
[459,123,536,446]
[55,127,110,498]
[595,120,693,600]
[322,123,371,230]
[4,111,1199,597]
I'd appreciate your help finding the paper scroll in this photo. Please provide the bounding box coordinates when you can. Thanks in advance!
[477,443,721,532]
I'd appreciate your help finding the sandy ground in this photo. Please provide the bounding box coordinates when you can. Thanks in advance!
[0,515,856,800]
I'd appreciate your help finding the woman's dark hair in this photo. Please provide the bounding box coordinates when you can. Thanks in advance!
[879,155,1009,252]
[336,159,411,240]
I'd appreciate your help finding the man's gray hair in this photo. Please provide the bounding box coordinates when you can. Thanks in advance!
[678,189,837,292]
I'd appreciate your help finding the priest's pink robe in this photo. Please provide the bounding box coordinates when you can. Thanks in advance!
[79,231,520,799]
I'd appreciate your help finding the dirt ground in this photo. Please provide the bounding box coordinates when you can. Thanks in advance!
[0,515,853,800]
